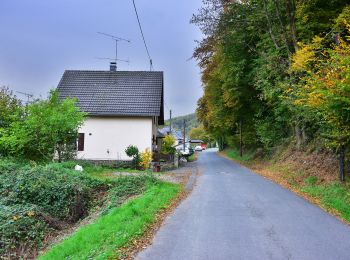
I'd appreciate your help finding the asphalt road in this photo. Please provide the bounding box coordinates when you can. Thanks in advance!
[136,149,350,260]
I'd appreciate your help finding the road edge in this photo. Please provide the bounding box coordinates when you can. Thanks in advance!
[218,151,350,226]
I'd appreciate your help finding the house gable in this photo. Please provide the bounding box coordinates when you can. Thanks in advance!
[57,70,164,125]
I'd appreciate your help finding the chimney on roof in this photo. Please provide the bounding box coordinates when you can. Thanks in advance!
[110,62,117,72]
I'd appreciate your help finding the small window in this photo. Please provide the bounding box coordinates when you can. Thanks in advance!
[78,133,85,151]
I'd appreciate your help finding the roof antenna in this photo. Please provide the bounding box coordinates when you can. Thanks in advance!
[97,32,131,71]
[16,91,33,105]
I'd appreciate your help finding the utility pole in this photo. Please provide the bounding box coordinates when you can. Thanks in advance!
[183,119,186,152]
[169,109,172,134]
[240,120,243,157]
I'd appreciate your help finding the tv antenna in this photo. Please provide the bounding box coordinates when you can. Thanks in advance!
[94,57,130,64]
[97,32,131,71]
[16,91,33,105]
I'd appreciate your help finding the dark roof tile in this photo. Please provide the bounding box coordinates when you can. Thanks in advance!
[57,70,164,123]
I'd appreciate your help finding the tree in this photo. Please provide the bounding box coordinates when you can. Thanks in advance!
[290,7,350,180]
[0,86,22,129]
[161,135,176,155]
[125,145,141,169]
[0,90,85,161]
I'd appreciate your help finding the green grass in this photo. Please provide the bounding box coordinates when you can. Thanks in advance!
[85,167,151,181]
[224,149,255,163]
[39,182,181,260]
[187,153,198,162]
[302,181,350,222]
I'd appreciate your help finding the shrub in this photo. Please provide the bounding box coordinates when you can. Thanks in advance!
[0,159,157,258]
[0,158,28,174]
[140,148,152,170]
[161,135,176,155]
[0,90,85,162]
[0,202,48,258]
[0,165,104,221]
[125,145,141,169]
[105,174,158,213]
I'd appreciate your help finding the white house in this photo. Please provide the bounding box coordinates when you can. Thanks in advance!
[57,68,164,161]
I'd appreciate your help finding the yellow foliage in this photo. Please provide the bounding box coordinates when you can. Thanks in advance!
[140,148,152,170]
[290,36,322,72]
[27,211,35,217]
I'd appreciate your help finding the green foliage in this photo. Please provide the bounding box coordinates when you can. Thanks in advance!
[304,176,318,186]
[0,160,107,258]
[192,0,350,161]
[0,87,22,128]
[106,174,158,212]
[164,113,199,134]
[189,124,213,144]
[39,182,181,260]
[302,182,350,222]
[0,202,48,257]
[161,135,176,155]
[225,149,256,163]
[0,90,85,161]
[125,145,141,169]
[0,164,104,222]
[0,159,160,258]
[292,7,350,148]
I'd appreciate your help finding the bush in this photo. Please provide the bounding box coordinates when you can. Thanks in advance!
[105,174,158,213]
[0,202,48,258]
[0,158,28,174]
[0,165,104,221]
[161,135,176,155]
[140,148,152,170]
[125,145,141,169]
[0,159,158,258]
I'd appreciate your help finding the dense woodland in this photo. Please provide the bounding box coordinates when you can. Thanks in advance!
[192,0,350,177]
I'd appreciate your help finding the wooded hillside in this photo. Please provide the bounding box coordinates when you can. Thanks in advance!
[192,0,350,179]
[164,113,199,133]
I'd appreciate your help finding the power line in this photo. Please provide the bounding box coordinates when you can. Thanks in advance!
[132,0,153,71]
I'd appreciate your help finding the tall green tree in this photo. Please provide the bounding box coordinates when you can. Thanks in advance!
[0,87,22,128]
[0,90,85,161]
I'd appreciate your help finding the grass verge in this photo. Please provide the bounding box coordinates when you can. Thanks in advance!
[39,182,181,260]
[187,152,198,162]
[221,148,350,224]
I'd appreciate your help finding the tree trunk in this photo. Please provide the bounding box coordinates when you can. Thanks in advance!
[263,0,279,49]
[286,0,298,52]
[272,0,292,58]
[240,120,243,157]
[301,124,308,145]
[57,148,62,163]
[295,123,302,150]
[339,145,346,182]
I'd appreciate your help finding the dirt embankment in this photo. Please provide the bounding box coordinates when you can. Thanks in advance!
[276,148,339,182]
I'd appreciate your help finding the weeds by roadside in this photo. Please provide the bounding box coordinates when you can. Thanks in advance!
[0,159,156,259]
[39,182,181,260]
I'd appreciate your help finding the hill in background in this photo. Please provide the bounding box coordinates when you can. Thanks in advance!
[163,113,199,134]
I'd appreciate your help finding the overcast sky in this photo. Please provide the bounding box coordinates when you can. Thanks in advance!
[0,0,203,118]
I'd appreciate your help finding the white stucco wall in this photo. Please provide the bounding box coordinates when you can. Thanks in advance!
[77,116,153,161]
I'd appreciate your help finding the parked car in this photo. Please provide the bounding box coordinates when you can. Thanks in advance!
[195,146,203,151]
[178,147,194,157]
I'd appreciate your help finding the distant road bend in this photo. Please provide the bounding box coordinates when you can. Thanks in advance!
[137,148,350,260]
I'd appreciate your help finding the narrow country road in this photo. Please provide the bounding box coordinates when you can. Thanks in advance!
[136,149,350,260]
